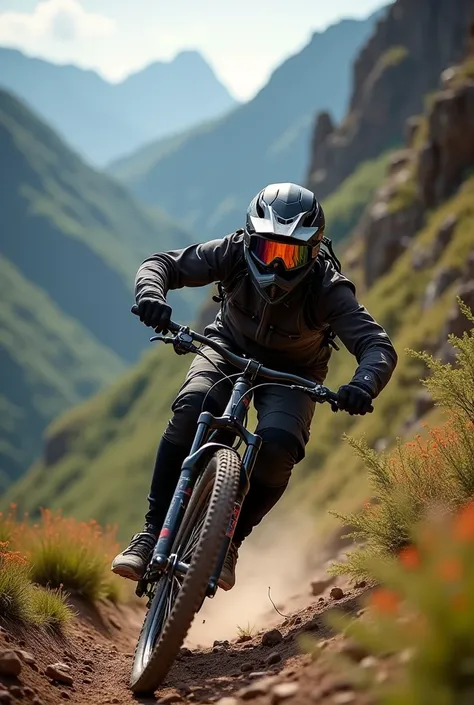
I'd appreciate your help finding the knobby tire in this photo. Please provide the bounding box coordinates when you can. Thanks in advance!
[130,448,240,694]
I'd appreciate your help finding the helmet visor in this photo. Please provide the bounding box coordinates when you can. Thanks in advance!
[249,236,318,271]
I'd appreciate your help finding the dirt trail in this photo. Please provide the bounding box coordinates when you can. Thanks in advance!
[0,579,377,705]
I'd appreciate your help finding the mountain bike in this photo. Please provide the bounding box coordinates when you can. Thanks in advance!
[129,312,339,694]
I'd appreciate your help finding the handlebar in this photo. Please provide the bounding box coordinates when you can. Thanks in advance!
[131,305,339,409]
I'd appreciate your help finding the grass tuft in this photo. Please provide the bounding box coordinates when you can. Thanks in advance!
[29,585,74,629]
[0,543,34,622]
[236,622,256,640]
[26,509,122,602]
[0,507,126,630]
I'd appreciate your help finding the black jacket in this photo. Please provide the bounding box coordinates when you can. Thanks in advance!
[135,231,397,397]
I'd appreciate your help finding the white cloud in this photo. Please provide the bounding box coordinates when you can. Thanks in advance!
[0,0,115,45]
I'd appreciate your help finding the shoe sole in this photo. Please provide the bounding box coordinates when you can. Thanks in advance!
[111,563,141,581]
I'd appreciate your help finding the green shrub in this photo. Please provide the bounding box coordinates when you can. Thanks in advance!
[333,302,474,579]
[329,503,474,705]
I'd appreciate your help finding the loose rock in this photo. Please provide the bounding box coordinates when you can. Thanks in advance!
[249,671,270,679]
[360,656,378,669]
[240,662,254,673]
[266,652,282,666]
[239,677,277,700]
[179,647,193,658]
[157,694,182,704]
[262,630,283,647]
[333,693,356,704]
[23,687,35,697]
[45,664,74,686]
[354,580,367,589]
[60,691,70,700]
[0,692,12,704]
[83,678,92,684]
[216,699,239,705]
[0,651,22,677]
[302,618,319,632]
[271,682,299,702]
[14,650,35,666]
[330,587,344,600]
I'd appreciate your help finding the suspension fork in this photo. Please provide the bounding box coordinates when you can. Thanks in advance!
[146,413,215,581]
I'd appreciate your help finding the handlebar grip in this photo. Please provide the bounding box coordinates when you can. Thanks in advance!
[326,390,339,404]
[130,305,181,333]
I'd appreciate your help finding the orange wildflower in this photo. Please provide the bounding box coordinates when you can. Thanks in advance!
[399,546,420,570]
[370,588,400,615]
[453,502,474,542]
[437,558,462,582]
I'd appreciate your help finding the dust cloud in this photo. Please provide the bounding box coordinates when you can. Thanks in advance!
[187,511,325,647]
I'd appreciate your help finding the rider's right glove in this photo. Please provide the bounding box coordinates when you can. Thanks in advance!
[136,297,172,331]
[336,383,374,416]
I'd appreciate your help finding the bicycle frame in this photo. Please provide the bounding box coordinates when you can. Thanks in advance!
[131,312,339,601]
[138,362,263,599]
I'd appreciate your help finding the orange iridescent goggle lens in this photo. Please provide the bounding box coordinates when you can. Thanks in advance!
[249,236,318,270]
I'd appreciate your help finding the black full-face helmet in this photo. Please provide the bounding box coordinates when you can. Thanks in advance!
[244,183,325,304]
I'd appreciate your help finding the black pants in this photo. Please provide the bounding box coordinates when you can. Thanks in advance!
[145,345,316,543]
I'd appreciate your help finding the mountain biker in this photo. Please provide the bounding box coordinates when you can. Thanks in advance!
[112,182,398,591]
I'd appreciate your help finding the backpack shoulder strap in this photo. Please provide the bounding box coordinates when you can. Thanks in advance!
[320,236,342,273]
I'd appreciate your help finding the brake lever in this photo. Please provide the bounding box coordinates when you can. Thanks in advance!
[291,385,339,412]
[150,333,175,343]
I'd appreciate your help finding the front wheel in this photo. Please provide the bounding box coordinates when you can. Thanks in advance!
[130,448,241,694]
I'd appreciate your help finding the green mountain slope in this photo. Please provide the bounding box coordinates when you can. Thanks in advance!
[0,48,236,165]
[7,173,472,539]
[1,88,198,363]
[112,13,382,241]
[324,150,392,243]
[0,254,125,488]
[7,51,473,541]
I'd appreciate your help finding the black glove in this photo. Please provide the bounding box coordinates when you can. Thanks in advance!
[135,297,172,331]
[337,383,374,415]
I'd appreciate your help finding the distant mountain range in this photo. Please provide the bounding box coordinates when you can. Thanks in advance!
[108,11,383,241]
[0,48,237,165]
[0,88,198,484]
[8,1,474,542]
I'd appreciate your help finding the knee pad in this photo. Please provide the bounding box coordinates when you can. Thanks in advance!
[251,428,302,488]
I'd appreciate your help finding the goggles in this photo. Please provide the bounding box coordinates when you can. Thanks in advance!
[249,235,319,271]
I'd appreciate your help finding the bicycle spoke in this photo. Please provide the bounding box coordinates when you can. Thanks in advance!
[181,512,206,562]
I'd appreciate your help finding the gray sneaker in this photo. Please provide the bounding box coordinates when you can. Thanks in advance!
[111,530,157,581]
[218,542,239,591]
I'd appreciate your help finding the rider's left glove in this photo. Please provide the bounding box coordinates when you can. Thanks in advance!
[336,383,373,415]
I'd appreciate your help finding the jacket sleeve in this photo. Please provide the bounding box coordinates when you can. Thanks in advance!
[322,282,398,398]
[135,234,244,303]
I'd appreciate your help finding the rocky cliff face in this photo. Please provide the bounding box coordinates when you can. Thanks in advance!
[307,0,474,199]
[344,32,474,289]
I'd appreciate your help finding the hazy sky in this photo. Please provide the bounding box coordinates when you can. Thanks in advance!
[0,0,387,99]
